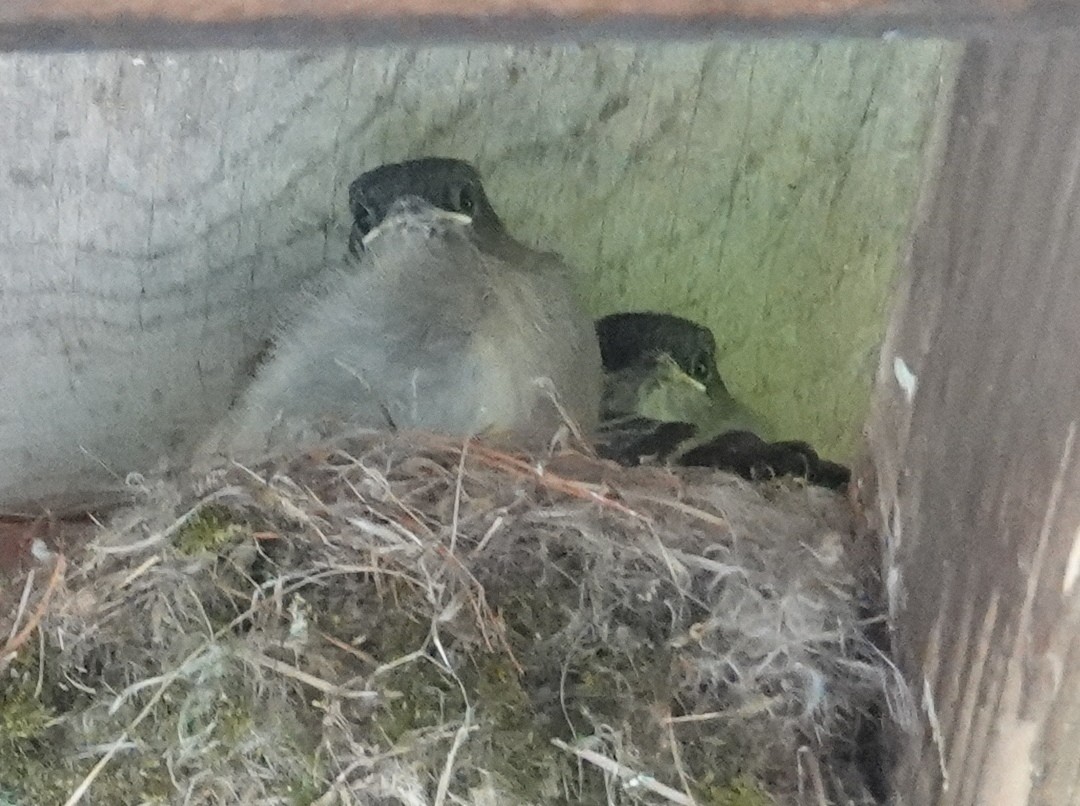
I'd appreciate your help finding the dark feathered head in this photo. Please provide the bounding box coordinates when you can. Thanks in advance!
[594,312,729,399]
[347,157,504,257]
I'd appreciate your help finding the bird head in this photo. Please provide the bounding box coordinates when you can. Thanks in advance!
[595,312,730,399]
[348,157,504,257]
[357,195,475,254]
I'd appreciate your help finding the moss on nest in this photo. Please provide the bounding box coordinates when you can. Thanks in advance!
[0,431,909,804]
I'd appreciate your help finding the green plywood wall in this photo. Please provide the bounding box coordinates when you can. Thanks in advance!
[471,41,960,460]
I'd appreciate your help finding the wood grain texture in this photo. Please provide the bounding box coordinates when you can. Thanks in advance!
[0,0,877,20]
[0,42,950,513]
[0,0,1078,47]
[867,33,1080,804]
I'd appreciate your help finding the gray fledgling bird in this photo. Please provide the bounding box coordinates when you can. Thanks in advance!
[210,157,602,462]
[595,311,766,437]
[594,311,849,490]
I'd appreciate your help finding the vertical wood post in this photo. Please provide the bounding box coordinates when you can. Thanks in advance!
[869,34,1080,805]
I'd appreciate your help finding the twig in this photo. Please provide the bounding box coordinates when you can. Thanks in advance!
[0,554,67,669]
[428,622,476,806]
[664,696,782,723]
[535,376,594,455]
[348,458,435,538]
[469,514,504,558]
[93,487,242,556]
[431,544,524,674]
[796,746,829,806]
[311,725,471,805]
[116,555,161,589]
[622,491,730,530]
[7,568,35,643]
[434,706,473,806]
[425,435,650,521]
[35,626,46,698]
[319,630,378,666]
[309,757,370,806]
[237,649,377,700]
[665,713,699,805]
[550,738,695,805]
[449,438,468,558]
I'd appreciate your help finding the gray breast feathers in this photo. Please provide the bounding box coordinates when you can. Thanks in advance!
[211,207,601,462]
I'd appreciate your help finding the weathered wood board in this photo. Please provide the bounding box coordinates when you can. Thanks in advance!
[0,0,1076,46]
[0,41,956,512]
[868,33,1080,805]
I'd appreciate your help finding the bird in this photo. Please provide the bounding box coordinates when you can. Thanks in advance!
[595,311,732,401]
[205,157,602,463]
[593,311,850,490]
[596,313,766,436]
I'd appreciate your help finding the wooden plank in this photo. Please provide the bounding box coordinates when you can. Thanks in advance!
[867,33,1080,804]
[0,0,876,19]
[1,0,1079,47]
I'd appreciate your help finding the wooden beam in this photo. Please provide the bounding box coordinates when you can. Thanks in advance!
[1,0,1080,48]
[868,33,1080,804]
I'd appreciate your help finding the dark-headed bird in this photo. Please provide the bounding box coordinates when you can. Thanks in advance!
[208,157,602,462]
[594,311,850,490]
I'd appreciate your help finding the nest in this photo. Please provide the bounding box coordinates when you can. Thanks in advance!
[0,430,912,805]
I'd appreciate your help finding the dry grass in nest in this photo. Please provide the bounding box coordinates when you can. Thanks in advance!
[0,429,913,805]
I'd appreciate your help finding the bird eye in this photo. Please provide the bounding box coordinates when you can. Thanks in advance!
[355,206,374,236]
[691,358,710,381]
[456,184,476,215]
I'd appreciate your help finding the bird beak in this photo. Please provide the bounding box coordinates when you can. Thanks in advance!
[655,354,708,393]
[680,374,709,394]
[359,208,474,251]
